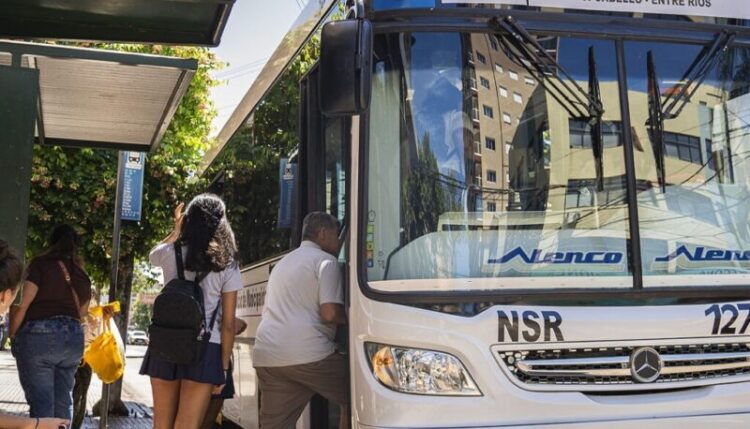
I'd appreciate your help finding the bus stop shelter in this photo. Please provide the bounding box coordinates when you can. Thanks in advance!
[0,0,235,254]
[0,41,196,254]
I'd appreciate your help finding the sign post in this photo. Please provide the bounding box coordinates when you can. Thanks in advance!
[100,151,145,428]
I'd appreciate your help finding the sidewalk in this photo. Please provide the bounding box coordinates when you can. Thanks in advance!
[0,348,153,428]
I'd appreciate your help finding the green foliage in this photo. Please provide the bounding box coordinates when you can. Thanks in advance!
[130,301,152,331]
[206,37,320,265]
[402,134,458,242]
[26,44,222,288]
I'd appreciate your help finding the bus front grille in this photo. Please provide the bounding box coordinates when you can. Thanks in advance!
[497,343,750,391]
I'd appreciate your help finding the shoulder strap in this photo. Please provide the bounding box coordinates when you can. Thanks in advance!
[207,298,220,332]
[174,242,185,280]
[192,271,211,330]
[57,260,82,321]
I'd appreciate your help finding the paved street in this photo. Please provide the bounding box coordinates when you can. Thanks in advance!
[0,345,154,428]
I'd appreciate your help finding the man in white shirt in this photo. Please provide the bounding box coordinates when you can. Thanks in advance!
[253,212,348,429]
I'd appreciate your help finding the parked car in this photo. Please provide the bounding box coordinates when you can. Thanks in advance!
[127,330,149,345]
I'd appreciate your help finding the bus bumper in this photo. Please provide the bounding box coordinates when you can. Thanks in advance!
[355,412,750,429]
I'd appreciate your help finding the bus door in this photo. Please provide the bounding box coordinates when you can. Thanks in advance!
[298,63,351,429]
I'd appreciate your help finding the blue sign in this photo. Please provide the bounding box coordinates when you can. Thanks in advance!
[277,158,297,229]
[121,152,145,222]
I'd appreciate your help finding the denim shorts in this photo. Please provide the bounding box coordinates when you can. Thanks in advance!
[12,316,84,419]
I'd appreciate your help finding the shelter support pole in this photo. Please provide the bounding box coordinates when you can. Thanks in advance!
[0,66,39,257]
[100,151,125,428]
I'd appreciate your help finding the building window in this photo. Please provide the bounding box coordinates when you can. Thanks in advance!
[566,176,629,209]
[499,85,508,97]
[525,76,536,85]
[509,70,519,80]
[489,37,498,51]
[474,136,482,154]
[663,131,704,164]
[569,119,623,149]
[467,51,474,63]
[483,105,494,118]
[487,201,497,212]
[487,170,497,183]
[513,92,523,104]
[485,137,496,151]
[505,141,512,155]
[480,76,490,89]
[502,112,512,124]
[476,51,486,64]
[495,63,503,73]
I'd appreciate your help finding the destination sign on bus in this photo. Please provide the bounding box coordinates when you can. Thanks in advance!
[443,0,750,20]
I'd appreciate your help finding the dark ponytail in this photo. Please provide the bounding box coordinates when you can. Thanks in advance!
[37,224,84,266]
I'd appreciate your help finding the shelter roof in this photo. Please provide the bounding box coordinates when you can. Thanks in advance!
[0,0,234,46]
[0,41,197,152]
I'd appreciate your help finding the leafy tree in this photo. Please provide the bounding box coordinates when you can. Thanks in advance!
[26,43,221,414]
[130,302,152,331]
[206,37,320,264]
[402,133,458,242]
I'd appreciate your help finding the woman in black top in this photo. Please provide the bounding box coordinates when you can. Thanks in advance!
[10,225,92,421]
[0,238,70,429]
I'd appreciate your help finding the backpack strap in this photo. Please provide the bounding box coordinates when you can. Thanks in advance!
[207,299,221,332]
[192,271,211,332]
[173,243,186,280]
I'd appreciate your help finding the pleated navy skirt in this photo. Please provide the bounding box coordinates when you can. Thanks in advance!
[139,342,225,385]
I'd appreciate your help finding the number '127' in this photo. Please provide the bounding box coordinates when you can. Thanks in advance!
[705,304,750,335]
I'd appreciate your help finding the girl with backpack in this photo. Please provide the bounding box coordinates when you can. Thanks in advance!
[140,194,242,429]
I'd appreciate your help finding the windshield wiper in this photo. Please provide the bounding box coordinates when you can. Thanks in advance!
[492,16,604,120]
[646,51,667,193]
[588,46,605,192]
[661,31,735,120]
[645,31,735,192]
[492,16,606,190]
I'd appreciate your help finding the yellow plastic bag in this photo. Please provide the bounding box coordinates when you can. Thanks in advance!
[84,302,125,384]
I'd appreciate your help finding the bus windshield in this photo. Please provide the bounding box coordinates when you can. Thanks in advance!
[365,31,750,290]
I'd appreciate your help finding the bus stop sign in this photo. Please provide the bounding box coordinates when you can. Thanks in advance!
[121,152,145,222]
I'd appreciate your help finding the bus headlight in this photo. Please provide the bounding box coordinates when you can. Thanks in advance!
[365,342,481,396]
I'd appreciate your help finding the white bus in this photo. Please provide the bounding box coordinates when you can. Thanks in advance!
[203,0,750,427]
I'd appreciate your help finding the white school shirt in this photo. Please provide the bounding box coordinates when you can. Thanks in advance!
[253,241,344,367]
[150,243,242,344]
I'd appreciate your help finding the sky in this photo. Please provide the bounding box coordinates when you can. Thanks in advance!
[208,0,308,137]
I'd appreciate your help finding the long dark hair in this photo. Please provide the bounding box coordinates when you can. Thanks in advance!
[0,239,23,293]
[37,224,83,266]
[179,194,237,272]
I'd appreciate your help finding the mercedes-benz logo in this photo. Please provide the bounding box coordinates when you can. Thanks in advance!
[630,347,663,383]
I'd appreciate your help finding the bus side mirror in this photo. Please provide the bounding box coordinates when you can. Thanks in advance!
[319,19,373,117]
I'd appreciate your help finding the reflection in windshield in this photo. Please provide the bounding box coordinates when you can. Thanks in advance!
[627,41,750,284]
[367,32,630,286]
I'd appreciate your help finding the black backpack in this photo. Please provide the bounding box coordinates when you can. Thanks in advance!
[147,243,219,365]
